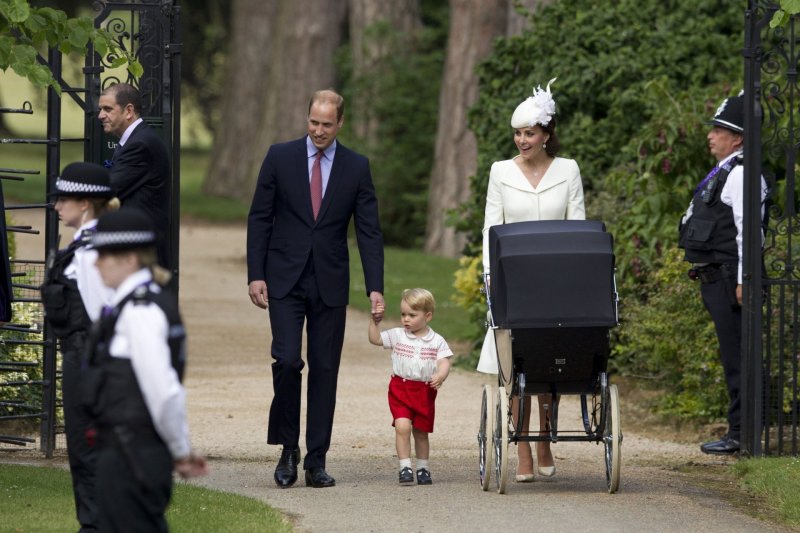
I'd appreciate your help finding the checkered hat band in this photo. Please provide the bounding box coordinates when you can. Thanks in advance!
[92,231,156,247]
[56,178,113,194]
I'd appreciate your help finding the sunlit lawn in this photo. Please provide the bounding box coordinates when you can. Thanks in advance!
[732,456,800,528]
[0,463,293,532]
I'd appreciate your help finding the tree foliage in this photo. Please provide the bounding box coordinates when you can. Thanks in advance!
[337,1,448,248]
[0,0,141,94]
[612,248,728,421]
[457,0,743,253]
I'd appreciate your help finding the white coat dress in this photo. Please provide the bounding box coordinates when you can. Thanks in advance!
[477,155,586,374]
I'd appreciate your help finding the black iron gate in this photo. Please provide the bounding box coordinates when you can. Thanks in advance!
[0,0,180,457]
[742,1,800,456]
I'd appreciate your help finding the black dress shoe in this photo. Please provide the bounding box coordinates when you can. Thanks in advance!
[274,446,300,488]
[305,467,336,488]
[700,436,740,455]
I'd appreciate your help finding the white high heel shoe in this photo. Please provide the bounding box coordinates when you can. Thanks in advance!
[536,443,556,477]
[537,465,556,477]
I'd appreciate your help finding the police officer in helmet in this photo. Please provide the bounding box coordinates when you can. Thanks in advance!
[679,91,767,455]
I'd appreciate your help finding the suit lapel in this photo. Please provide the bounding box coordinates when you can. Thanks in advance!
[114,122,145,161]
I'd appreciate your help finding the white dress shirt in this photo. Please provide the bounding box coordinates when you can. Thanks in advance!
[62,219,113,322]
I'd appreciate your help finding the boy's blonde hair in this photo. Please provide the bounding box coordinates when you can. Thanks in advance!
[401,288,435,314]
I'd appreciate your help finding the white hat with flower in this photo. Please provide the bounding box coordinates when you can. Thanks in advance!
[511,78,557,129]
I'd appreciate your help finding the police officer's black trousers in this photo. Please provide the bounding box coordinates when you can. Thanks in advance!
[96,429,173,533]
[699,266,742,440]
[62,346,98,531]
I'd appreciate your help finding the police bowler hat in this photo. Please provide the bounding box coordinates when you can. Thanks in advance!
[92,208,158,252]
[707,92,744,134]
[49,162,114,199]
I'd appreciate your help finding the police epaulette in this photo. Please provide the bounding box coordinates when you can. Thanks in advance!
[131,284,152,305]
[79,227,97,242]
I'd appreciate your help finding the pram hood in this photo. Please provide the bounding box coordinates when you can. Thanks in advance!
[488,220,617,329]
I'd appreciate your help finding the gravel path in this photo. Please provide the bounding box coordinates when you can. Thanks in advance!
[178,222,791,533]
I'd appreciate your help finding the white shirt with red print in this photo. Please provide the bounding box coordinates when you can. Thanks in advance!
[380,327,453,382]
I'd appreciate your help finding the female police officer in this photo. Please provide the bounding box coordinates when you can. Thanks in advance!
[41,161,118,531]
[83,208,206,531]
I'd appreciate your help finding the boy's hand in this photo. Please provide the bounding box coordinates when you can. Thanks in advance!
[429,371,447,390]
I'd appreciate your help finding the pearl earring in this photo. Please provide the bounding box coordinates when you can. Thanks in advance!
[543,143,547,150]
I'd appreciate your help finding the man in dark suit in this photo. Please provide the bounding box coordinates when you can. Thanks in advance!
[247,89,385,488]
[98,83,172,268]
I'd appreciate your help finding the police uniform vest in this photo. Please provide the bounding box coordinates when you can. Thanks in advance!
[40,231,93,351]
[84,283,185,432]
[679,156,742,264]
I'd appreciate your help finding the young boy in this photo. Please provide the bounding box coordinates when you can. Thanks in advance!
[368,288,452,485]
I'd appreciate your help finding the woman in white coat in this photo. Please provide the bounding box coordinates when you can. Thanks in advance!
[478,79,586,481]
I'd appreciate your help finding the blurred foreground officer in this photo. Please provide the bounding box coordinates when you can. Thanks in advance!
[83,209,207,531]
[679,92,767,455]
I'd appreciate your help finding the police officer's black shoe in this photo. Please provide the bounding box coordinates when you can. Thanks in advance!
[274,446,300,488]
[700,436,740,455]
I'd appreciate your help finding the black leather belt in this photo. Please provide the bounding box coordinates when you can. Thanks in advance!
[688,263,729,284]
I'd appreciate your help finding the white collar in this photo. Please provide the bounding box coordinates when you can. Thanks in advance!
[119,118,144,146]
[306,136,337,160]
[72,219,98,242]
[718,149,743,167]
[402,327,435,342]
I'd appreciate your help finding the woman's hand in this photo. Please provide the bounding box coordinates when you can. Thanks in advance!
[174,452,209,479]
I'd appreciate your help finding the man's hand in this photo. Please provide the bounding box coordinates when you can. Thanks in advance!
[736,284,742,306]
[249,280,269,309]
[370,291,385,323]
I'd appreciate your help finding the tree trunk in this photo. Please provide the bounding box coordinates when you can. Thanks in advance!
[423,0,507,257]
[202,0,276,198]
[203,0,346,200]
[423,0,553,257]
[506,0,552,35]
[348,0,420,141]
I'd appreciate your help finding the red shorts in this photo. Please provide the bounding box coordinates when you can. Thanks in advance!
[388,375,438,433]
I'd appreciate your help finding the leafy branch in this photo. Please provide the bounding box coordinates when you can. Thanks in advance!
[770,0,800,28]
[0,0,143,95]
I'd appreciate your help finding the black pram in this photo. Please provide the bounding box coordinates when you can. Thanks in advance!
[477,220,621,494]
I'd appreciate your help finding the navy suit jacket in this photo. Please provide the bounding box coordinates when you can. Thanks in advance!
[247,137,384,307]
[111,121,171,265]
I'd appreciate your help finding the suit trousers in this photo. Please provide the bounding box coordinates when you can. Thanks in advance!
[267,256,346,470]
[62,344,98,531]
[699,264,742,440]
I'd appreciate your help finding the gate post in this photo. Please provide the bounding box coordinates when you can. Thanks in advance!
[741,1,766,457]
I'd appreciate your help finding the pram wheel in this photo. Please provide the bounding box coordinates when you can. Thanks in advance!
[494,386,509,494]
[478,384,494,491]
[603,383,621,493]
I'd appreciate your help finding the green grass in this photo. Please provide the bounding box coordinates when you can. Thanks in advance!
[732,456,800,527]
[0,463,292,532]
[348,245,472,345]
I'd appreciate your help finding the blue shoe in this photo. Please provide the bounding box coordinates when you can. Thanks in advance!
[416,468,432,485]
